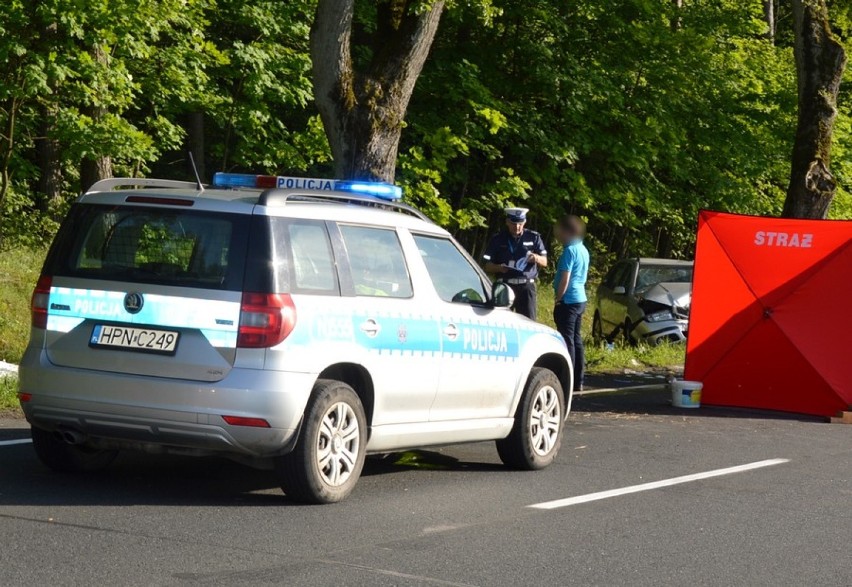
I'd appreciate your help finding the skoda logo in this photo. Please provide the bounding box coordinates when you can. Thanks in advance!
[124,292,144,314]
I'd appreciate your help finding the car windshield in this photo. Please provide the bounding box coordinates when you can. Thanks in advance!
[636,265,693,288]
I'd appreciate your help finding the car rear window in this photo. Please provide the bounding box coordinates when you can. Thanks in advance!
[44,204,250,291]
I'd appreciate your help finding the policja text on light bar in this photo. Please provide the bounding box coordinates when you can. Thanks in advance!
[212,173,402,201]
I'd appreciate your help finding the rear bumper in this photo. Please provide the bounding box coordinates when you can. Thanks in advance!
[18,349,316,458]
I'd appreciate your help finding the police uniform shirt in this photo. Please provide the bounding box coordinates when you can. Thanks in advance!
[482,229,547,280]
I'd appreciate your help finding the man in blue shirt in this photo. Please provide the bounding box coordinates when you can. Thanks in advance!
[483,208,548,320]
[553,215,590,391]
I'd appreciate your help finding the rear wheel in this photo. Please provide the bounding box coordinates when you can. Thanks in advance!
[275,379,367,504]
[496,368,564,470]
[30,427,118,473]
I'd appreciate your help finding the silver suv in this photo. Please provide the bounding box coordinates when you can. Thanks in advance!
[19,174,572,503]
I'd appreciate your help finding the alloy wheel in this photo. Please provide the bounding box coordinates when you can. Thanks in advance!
[528,385,561,457]
[316,402,361,486]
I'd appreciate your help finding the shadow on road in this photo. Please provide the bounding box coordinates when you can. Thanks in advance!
[0,383,825,508]
[572,385,824,423]
[0,441,503,508]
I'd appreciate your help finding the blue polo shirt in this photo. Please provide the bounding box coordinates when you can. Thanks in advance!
[554,239,589,304]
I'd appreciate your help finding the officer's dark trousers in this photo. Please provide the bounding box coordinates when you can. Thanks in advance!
[510,282,537,321]
[554,302,585,391]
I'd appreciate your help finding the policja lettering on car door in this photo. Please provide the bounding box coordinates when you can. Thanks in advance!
[431,316,520,421]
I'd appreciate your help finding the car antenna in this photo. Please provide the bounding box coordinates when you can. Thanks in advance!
[188,151,205,193]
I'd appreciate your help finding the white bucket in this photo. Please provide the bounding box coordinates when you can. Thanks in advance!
[671,380,703,408]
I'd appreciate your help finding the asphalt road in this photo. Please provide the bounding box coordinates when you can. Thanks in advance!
[0,388,849,586]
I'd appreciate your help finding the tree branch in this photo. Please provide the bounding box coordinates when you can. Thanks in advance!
[369,1,445,111]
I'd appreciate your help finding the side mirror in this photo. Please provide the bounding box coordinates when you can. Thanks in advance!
[613,286,627,295]
[451,288,484,304]
[491,282,515,308]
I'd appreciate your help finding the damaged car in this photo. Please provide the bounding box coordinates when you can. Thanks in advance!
[593,258,694,345]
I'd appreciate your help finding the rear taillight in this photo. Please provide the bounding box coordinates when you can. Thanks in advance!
[31,275,52,329]
[221,415,270,428]
[237,293,297,348]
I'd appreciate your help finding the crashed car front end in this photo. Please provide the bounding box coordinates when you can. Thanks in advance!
[632,283,691,345]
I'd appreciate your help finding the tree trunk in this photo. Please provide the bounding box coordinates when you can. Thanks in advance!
[763,0,775,43]
[310,0,445,182]
[80,156,112,193]
[35,114,64,210]
[783,0,846,219]
[0,98,19,242]
[80,44,112,193]
[32,19,64,211]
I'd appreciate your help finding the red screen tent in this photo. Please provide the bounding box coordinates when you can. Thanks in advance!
[685,210,852,417]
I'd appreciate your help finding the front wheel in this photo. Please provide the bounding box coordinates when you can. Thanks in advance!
[592,311,604,344]
[275,379,367,504]
[496,368,565,470]
[623,319,636,346]
[30,427,118,473]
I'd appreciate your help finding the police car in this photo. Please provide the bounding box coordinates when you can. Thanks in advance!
[19,174,573,503]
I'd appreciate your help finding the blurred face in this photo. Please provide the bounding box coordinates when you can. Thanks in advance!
[555,223,573,243]
[506,219,525,237]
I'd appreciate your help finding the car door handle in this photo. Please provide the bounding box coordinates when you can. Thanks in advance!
[443,323,459,341]
[360,319,381,338]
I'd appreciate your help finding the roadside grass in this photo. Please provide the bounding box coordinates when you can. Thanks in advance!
[585,341,685,373]
[0,375,19,411]
[0,247,47,364]
[537,283,685,373]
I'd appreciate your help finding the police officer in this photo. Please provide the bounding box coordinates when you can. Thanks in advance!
[483,208,547,320]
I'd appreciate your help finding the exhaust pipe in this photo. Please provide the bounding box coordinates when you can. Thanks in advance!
[57,428,86,445]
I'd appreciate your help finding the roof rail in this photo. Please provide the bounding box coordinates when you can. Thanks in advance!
[86,178,202,193]
[257,188,433,223]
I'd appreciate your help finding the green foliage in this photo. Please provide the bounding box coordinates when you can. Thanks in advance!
[0,375,19,412]
[401,0,808,258]
[136,223,196,267]
[0,0,849,256]
[206,0,329,173]
[0,246,46,364]
[0,188,61,248]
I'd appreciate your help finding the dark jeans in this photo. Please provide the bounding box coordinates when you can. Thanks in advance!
[554,302,585,391]
[509,282,537,321]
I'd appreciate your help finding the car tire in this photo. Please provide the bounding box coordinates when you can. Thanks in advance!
[496,368,565,470]
[623,319,636,346]
[275,379,367,504]
[592,312,604,344]
[30,426,118,473]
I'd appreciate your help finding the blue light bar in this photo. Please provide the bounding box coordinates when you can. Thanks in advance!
[212,172,260,188]
[212,172,402,201]
[333,180,402,201]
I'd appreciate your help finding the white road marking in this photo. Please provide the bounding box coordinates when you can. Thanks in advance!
[573,383,666,396]
[316,559,477,587]
[529,458,790,510]
[0,438,32,447]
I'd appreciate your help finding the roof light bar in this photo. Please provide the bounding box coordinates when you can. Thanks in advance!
[334,180,402,200]
[212,172,402,201]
